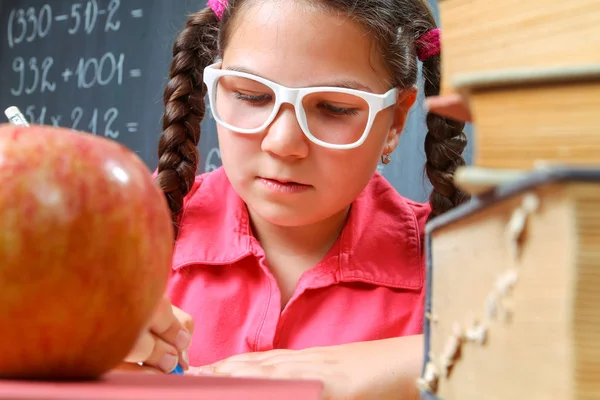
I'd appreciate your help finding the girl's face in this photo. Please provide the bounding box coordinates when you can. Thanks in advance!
[216,0,416,227]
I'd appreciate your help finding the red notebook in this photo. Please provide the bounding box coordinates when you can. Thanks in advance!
[0,371,324,400]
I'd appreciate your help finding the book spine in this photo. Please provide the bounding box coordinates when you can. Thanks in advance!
[419,232,441,400]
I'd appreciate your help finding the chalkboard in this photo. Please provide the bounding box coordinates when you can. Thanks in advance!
[0,0,472,203]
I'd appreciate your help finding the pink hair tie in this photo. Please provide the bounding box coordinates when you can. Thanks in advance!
[415,28,441,61]
[207,0,227,20]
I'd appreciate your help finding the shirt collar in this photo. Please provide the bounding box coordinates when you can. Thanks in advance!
[172,167,429,290]
[336,174,429,289]
[172,167,253,267]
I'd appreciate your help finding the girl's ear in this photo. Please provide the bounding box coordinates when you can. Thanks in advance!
[383,87,418,154]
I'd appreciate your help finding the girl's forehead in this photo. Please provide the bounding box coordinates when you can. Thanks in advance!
[224,1,390,92]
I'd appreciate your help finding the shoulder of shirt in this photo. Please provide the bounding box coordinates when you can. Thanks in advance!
[365,172,432,231]
[172,167,252,267]
[328,172,431,289]
[182,167,232,203]
[401,195,432,232]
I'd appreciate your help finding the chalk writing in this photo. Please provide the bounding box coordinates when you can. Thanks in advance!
[6,1,122,48]
[3,1,226,174]
[22,105,124,139]
[205,147,222,172]
[5,1,142,147]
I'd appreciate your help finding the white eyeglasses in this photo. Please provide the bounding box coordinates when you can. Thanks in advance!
[203,62,398,149]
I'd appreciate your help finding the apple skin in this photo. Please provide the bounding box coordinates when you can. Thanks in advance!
[0,124,174,380]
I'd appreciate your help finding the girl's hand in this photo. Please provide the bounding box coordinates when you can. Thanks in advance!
[188,336,423,400]
[118,295,194,373]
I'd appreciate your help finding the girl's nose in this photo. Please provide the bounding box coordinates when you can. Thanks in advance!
[261,104,310,159]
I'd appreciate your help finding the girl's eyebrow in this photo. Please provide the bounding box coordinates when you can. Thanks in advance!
[225,65,374,92]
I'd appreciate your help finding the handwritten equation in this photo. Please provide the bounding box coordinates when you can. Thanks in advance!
[6,0,138,48]
[22,105,139,140]
[9,52,132,96]
[5,0,142,143]
[4,0,223,172]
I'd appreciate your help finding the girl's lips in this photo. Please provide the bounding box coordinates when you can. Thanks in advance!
[258,177,312,193]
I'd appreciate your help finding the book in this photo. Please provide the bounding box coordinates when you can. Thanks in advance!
[419,167,600,400]
[438,0,600,97]
[433,0,600,170]
[454,66,600,170]
[0,370,324,400]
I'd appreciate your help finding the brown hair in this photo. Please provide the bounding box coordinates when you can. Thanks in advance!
[156,0,470,237]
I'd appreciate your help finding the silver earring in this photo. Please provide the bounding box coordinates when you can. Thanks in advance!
[381,154,391,165]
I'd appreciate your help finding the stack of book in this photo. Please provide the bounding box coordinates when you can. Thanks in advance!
[440,0,600,171]
[418,1,600,399]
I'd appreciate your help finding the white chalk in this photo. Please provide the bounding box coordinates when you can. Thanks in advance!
[4,106,30,127]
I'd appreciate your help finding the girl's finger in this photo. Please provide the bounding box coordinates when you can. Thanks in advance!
[124,329,156,363]
[140,333,180,373]
[146,298,192,370]
[148,297,191,353]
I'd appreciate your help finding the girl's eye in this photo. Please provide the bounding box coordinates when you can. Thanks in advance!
[318,102,360,116]
[234,92,272,105]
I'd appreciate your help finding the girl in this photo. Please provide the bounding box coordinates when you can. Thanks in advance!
[123,0,469,398]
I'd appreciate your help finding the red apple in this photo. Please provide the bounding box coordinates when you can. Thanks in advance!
[0,124,173,380]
